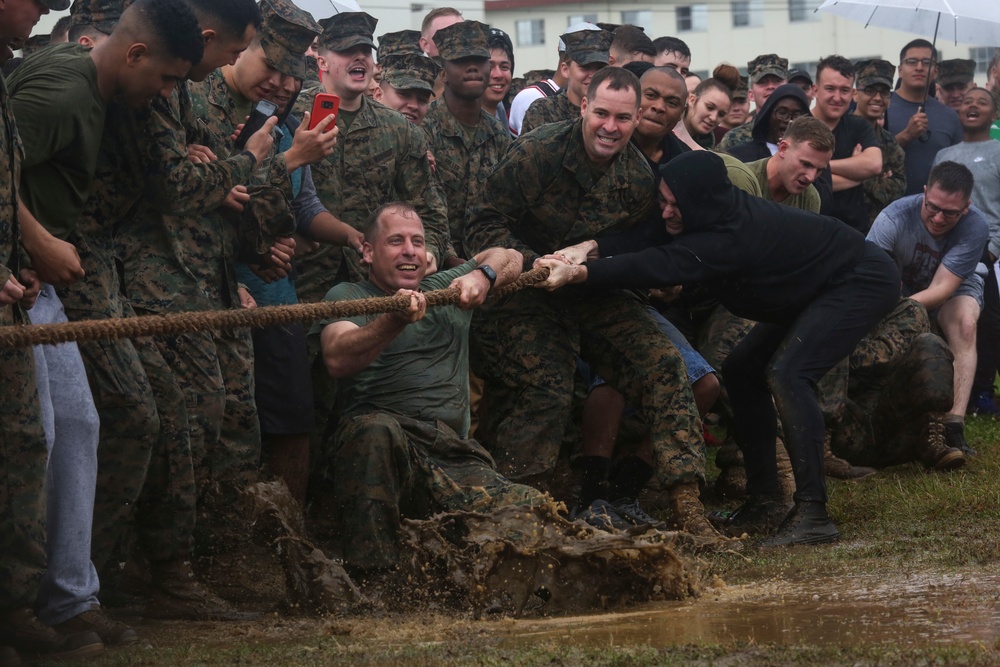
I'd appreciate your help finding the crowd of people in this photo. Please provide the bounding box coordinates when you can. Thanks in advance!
[1,0,999,661]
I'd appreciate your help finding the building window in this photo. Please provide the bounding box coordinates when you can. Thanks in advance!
[788,0,820,22]
[970,46,996,75]
[731,0,763,27]
[620,10,653,32]
[568,14,597,26]
[676,5,707,32]
[515,19,544,47]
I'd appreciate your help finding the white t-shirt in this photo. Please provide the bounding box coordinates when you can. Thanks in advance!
[508,79,560,138]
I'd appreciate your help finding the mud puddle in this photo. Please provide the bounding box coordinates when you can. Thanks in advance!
[498,571,1000,647]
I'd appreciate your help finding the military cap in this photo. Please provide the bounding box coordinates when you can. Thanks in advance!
[381,53,440,93]
[522,68,555,82]
[20,34,50,56]
[378,29,422,59]
[937,58,976,86]
[787,68,812,85]
[257,0,321,79]
[559,21,600,52]
[855,59,895,89]
[432,20,489,61]
[41,0,71,11]
[732,75,749,100]
[748,53,788,84]
[596,22,622,33]
[70,0,127,34]
[560,28,612,66]
[319,11,378,52]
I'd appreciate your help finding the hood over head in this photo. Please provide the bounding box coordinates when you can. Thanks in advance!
[751,82,810,143]
[658,151,737,232]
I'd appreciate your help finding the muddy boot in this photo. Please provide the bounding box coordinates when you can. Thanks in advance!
[146,560,258,621]
[714,438,746,499]
[709,495,792,538]
[0,608,103,661]
[920,417,966,471]
[823,433,876,481]
[759,501,839,547]
[54,605,138,647]
[668,482,725,541]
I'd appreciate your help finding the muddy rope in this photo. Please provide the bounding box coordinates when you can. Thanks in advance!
[0,266,550,349]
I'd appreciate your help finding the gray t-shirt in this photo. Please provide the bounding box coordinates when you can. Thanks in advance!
[934,140,1000,260]
[867,193,988,298]
[886,94,962,196]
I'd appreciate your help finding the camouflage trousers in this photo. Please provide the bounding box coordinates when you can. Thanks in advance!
[214,328,261,491]
[0,305,47,611]
[830,300,954,467]
[471,289,704,491]
[333,412,546,571]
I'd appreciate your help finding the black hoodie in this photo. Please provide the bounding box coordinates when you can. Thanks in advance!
[585,151,869,323]
[728,83,811,163]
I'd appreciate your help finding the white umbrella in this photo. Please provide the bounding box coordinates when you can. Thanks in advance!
[295,0,362,22]
[816,0,1000,46]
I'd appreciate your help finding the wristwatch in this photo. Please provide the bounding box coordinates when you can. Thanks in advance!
[476,264,497,290]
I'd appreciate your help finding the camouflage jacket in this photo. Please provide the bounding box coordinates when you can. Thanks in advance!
[291,88,450,303]
[715,118,753,155]
[0,76,22,288]
[520,91,578,136]
[465,118,655,270]
[421,99,510,258]
[863,123,906,225]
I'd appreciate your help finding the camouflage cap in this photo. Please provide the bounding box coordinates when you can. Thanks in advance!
[258,0,321,79]
[70,0,127,34]
[523,68,555,82]
[378,29,422,59]
[855,58,895,89]
[748,53,788,84]
[560,28,612,66]
[432,20,489,61]
[41,0,71,11]
[596,22,622,33]
[319,11,378,53]
[937,58,976,86]
[380,53,440,93]
[559,21,600,51]
[732,75,749,100]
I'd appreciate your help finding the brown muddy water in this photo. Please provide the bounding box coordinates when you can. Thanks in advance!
[497,572,1000,648]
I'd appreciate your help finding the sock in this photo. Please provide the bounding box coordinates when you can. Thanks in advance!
[608,456,654,502]
[575,456,611,506]
[943,413,965,425]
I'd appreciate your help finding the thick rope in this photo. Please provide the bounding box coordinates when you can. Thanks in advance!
[0,267,550,349]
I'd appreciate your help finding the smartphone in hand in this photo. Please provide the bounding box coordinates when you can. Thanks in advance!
[235,99,279,151]
[309,93,340,131]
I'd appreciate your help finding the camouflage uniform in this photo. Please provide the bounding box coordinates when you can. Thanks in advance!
[377,29,423,58]
[854,60,907,225]
[465,119,704,491]
[519,28,611,137]
[0,75,48,613]
[717,54,788,156]
[292,12,451,302]
[422,21,509,259]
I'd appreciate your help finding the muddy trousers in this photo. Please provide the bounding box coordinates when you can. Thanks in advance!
[0,306,48,612]
[333,413,545,571]
[723,244,900,504]
[30,286,102,626]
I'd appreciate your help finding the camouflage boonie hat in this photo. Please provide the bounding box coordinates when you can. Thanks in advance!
[560,28,612,66]
[433,20,489,61]
[748,53,788,84]
[319,11,378,52]
[381,53,439,93]
[258,0,321,79]
[378,29,422,59]
[855,59,895,89]
[937,58,976,86]
[732,75,749,100]
[70,0,127,34]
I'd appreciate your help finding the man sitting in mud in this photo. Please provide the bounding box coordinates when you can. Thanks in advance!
[314,202,546,577]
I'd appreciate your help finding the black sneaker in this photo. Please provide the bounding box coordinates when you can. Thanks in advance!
[758,501,839,547]
[571,499,631,532]
[943,421,977,456]
[710,496,791,536]
[610,497,666,529]
[0,608,103,661]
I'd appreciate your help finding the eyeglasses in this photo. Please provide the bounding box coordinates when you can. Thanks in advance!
[923,198,964,220]
[772,108,806,121]
[903,58,934,67]
[861,86,890,99]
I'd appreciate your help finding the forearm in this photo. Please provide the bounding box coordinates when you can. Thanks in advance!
[472,247,524,287]
[908,286,952,311]
[18,197,52,255]
[832,174,861,192]
[322,316,407,377]
[305,212,360,247]
[831,152,882,181]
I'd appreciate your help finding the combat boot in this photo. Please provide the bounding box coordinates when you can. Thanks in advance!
[943,420,977,456]
[823,433,876,481]
[920,418,966,471]
[146,560,258,621]
[0,608,103,661]
[759,501,839,547]
[54,605,138,646]
[714,438,746,499]
[668,482,725,541]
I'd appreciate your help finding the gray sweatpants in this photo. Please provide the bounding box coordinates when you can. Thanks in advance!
[31,284,102,625]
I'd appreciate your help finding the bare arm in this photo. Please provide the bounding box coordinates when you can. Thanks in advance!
[17,196,84,287]
[908,262,964,311]
[830,146,882,182]
[320,290,426,378]
[449,247,524,308]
